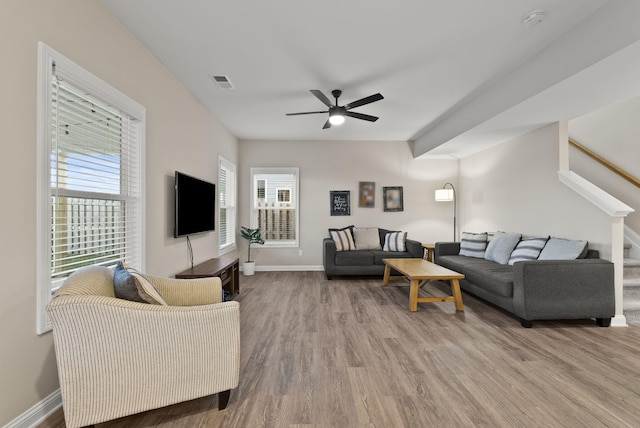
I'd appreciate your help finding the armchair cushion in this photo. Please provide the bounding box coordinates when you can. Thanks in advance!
[148,275,223,305]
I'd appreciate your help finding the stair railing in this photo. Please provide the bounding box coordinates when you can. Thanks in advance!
[562,133,635,326]
[569,138,640,188]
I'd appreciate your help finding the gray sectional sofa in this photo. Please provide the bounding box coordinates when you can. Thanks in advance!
[434,233,615,327]
[323,226,422,280]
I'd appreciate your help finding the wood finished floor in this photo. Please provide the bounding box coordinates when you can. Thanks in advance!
[41,271,640,427]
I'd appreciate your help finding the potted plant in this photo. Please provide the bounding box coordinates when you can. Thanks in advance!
[240,226,264,275]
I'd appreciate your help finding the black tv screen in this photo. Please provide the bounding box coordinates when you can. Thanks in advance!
[174,171,216,237]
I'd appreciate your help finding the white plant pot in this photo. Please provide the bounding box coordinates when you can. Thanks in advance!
[243,261,256,276]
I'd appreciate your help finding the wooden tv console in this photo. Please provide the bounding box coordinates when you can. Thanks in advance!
[175,256,240,298]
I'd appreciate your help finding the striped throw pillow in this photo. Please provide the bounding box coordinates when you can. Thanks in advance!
[383,231,407,252]
[330,228,356,251]
[459,232,488,258]
[508,236,549,265]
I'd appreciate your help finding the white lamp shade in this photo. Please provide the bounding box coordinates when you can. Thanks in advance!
[435,188,454,201]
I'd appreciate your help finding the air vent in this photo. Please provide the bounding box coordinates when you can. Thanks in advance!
[210,75,234,89]
[522,10,545,27]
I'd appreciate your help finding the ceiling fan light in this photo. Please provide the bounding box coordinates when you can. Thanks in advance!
[329,112,345,125]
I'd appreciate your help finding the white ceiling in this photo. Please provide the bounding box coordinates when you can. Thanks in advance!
[101,0,640,158]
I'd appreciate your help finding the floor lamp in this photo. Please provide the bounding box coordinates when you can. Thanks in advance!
[435,183,457,242]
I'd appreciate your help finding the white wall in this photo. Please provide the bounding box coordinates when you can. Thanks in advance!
[0,1,237,425]
[238,140,459,267]
[459,123,612,259]
[569,97,640,234]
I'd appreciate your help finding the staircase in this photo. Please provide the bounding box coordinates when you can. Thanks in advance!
[623,243,640,325]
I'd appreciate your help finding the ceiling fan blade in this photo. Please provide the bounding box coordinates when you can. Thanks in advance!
[285,111,327,116]
[344,93,384,110]
[322,119,332,129]
[310,90,333,108]
[345,111,379,122]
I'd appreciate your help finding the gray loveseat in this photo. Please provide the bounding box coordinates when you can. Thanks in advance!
[434,235,615,327]
[323,227,422,280]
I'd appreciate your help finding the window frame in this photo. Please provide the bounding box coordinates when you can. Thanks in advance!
[250,167,299,248]
[218,156,237,254]
[36,42,146,334]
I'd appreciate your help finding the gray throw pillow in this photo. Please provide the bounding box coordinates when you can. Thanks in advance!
[113,262,166,305]
[484,232,522,265]
[538,238,587,260]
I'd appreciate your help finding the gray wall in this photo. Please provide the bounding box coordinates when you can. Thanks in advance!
[459,123,612,259]
[569,97,640,234]
[0,1,237,424]
[238,140,459,267]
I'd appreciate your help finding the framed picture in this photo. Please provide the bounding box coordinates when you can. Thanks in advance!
[383,186,403,212]
[330,190,351,216]
[358,181,375,208]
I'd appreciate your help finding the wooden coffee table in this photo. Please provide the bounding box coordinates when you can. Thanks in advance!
[382,258,465,312]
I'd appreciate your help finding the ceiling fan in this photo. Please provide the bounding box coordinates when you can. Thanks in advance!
[286,89,384,129]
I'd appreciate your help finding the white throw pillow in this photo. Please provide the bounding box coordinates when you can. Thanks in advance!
[538,238,587,260]
[484,232,522,265]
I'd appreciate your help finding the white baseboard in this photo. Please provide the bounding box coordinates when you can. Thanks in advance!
[240,265,324,272]
[6,389,62,428]
[611,314,628,327]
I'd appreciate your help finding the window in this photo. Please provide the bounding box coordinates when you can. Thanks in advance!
[277,188,291,203]
[219,156,236,253]
[256,179,266,201]
[37,43,145,334]
[250,167,299,247]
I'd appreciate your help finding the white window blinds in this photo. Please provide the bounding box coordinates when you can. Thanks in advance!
[49,77,142,289]
[50,76,140,290]
[219,157,236,252]
[37,43,145,334]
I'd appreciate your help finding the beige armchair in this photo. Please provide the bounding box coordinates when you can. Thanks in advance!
[47,265,240,428]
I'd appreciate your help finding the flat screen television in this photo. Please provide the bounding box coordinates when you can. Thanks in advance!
[174,171,216,238]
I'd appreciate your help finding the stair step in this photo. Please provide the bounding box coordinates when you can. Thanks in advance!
[624,278,640,288]
[624,258,640,278]
[624,258,640,267]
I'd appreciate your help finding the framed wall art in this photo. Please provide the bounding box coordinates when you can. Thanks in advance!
[330,190,351,216]
[383,186,403,212]
[358,181,375,208]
